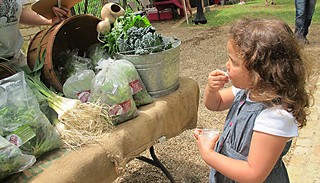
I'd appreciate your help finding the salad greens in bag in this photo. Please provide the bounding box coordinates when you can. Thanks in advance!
[87,43,110,65]
[111,59,154,106]
[0,72,62,157]
[90,59,139,125]
[55,49,94,84]
[63,70,95,103]
[0,135,36,180]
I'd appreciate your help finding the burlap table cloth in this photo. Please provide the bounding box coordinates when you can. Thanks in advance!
[6,77,199,183]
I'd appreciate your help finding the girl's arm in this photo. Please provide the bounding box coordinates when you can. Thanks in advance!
[195,131,290,182]
[204,69,234,111]
[20,7,69,25]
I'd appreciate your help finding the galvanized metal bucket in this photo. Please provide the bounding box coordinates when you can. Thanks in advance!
[116,37,181,98]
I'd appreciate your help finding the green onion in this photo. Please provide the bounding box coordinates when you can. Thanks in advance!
[23,50,114,149]
[26,76,81,121]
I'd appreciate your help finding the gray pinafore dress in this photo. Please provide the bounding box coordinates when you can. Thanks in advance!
[209,90,292,183]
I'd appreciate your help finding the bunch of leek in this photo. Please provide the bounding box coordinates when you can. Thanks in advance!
[24,50,114,149]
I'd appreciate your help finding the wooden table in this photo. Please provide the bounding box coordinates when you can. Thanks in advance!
[6,77,199,183]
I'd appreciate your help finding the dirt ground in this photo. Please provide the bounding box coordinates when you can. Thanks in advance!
[114,18,320,183]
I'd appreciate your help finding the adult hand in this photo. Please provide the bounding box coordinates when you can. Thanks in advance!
[206,69,229,93]
[51,6,70,24]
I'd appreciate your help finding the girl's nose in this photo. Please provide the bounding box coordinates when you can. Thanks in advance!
[225,60,230,69]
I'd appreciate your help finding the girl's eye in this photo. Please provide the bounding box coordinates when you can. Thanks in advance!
[230,57,238,66]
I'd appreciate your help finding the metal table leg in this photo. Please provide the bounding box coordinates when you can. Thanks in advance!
[137,146,176,183]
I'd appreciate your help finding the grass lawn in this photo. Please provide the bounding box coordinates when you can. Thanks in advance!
[187,0,320,27]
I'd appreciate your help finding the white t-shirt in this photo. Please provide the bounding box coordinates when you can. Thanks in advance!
[0,0,26,58]
[232,86,298,138]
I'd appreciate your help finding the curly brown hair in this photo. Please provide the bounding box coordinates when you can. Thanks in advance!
[228,17,314,127]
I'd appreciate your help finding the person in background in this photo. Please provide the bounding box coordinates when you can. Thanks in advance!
[185,0,193,16]
[177,0,194,17]
[295,0,317,44]
[238,0,245,5]
[0,0,69,66]
[194,17,314,182]
[265,0,275,6]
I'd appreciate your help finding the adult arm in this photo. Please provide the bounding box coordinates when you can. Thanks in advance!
[20,7,69,26]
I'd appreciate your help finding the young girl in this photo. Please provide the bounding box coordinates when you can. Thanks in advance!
[194,17,314,182]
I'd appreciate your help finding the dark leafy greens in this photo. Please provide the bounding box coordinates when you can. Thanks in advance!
[103,10,152,57]
[116,26,172,55]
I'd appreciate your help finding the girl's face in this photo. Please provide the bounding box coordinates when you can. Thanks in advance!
[225,39,251,89]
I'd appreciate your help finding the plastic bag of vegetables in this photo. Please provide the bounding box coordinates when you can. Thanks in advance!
[87,43,110,65]
[55,49,94,84]
[90,59,139,125]
[64,50,94,76]
[0,72,62,157]
[0,135,36,180]
[96,58,154,106]
[111,59,154,106]
[63,70,95,103]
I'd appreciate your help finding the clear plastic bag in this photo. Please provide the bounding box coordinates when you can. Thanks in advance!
[111,59,154,106]
[90,60,139,125]
[86,43,110,66]
[64,50,94,78]
[0,72,62,157]
[63,70,95,103]
[56,49,94,84]
[0,136,36,180]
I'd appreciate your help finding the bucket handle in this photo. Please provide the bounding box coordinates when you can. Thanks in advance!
[0,63,17,75]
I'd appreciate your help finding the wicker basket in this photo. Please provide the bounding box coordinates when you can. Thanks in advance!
[27,14,101,92]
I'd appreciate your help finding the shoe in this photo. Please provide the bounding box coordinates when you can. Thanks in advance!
[238,1,245,4]
[302,38,310,44]
[298,37,310,44]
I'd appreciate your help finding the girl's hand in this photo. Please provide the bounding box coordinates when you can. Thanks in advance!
[193,128,219,156]
[51,6,70,24]
[206,69,229,93]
